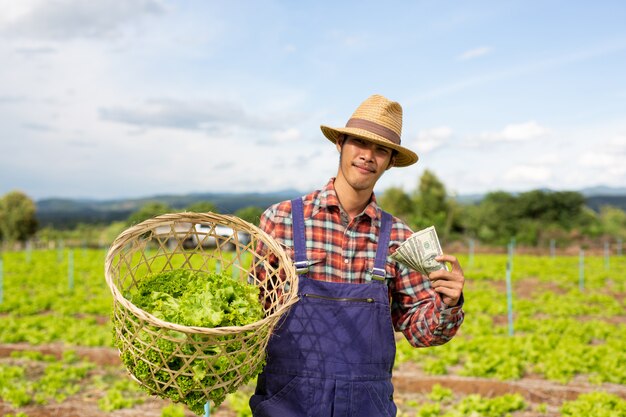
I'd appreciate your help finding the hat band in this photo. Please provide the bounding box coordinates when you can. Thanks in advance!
[346,118,401,145]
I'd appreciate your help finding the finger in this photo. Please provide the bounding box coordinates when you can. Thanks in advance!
[430,279,463,292]
[428,274,452,283]
[428,270,463,283]
[432,285,459,298]
[436,254,463,273]
[436,254,457,263]
[431,287,461,306]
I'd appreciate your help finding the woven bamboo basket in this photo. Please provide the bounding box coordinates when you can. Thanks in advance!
[104,212,298,414]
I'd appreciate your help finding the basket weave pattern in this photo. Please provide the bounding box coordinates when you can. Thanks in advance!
[104,212,298,411]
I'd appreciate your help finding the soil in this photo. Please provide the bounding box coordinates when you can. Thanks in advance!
[1,343,625,417]
[485,277,568,298]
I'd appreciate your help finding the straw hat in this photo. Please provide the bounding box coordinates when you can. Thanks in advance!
[320,94,418,167]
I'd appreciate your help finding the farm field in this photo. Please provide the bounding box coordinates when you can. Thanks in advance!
[0,248,625,417]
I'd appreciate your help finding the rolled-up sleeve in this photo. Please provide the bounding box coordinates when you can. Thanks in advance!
[390,255,464,348]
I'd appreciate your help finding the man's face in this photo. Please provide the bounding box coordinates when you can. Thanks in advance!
[336,135,395,193]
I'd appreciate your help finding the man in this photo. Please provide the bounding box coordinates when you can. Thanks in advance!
[250,94,465,417]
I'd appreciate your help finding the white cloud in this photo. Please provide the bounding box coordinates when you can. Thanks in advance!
[1,3,625,200]
[458,46,492,61]
[579,152,616,168]
[578,133,626,172]
[414,126,453,152]
[577,150,626,185]
[532,153,561,165]
[100,98,279,133]
[0,0,165,40]
[272,128,301,142]
[606,134,626,152]
[503,165,552,183]
[474,121,550,143]
[0,2,35,23]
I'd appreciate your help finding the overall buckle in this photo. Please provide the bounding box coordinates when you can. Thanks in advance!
[371,267,386,281]
[294,260,310,275]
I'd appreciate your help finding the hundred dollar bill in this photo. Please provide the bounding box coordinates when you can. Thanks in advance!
[390,244,425,275]
[390,225,446,275]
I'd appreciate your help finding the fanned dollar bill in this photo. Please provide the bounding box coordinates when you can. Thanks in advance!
[390,225,446,276]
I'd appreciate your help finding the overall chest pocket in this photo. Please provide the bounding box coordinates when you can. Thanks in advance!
[271,292,378,365]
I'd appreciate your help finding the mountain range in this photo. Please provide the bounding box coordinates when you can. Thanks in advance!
[35,186,626,229]
[36,190,303,228]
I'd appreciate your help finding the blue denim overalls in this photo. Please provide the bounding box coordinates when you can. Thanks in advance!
[250,198,397,416]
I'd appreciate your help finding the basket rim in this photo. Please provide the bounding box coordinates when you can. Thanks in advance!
[104,211,299,335]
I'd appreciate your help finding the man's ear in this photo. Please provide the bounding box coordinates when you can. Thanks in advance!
[335,135,344,152]
[386,153,397,170]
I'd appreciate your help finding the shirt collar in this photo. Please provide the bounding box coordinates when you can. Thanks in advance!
[315,177,381,220]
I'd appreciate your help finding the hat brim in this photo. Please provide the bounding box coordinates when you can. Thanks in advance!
[320,125,418,167]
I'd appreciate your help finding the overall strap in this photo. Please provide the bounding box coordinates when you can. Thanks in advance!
[290,198,309,275]
[371,211,393,281]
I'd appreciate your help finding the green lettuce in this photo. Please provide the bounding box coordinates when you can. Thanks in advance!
[118,269,265,414]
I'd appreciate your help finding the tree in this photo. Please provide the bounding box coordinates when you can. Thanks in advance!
[100,221,128,245]
[378,187,413,223]
[186,201,218,213]
[0,190,38,243]
[412,170,452,238]
[416,170,448,215]
[234,206,264,226]
[516,190,585,229]
[127,202,172,226]
[471,191,519,246]
[599,205,626,239]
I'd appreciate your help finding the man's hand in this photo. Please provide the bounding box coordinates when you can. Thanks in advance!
[429,254,465,307]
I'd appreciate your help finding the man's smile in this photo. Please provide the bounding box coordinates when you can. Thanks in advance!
[352,162,376,174]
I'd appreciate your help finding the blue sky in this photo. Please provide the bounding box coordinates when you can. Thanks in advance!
[1,0,625,200]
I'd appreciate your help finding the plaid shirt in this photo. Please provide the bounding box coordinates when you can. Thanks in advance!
[258,178,464,347]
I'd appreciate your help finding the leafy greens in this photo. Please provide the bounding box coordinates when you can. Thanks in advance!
[118,269,265,415]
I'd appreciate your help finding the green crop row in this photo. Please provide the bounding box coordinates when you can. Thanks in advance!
[0,350,95,408]
[396,254,626,385]
[397,322,626,384]
[394,384,626,417]
[0,249,625,416]
[459,253,626,291]
[3,352,625,417]
[0,249,111,316]
[0,314,111,346]
[0,350,158,415]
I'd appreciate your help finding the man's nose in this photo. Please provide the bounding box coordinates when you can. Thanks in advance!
[360,143,375,160]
